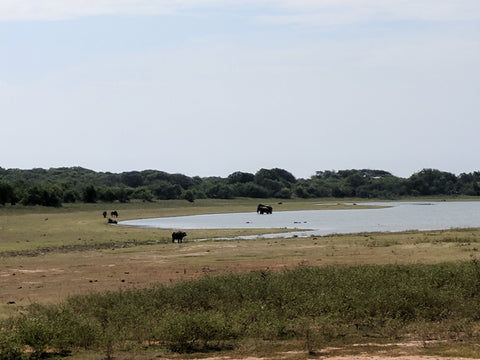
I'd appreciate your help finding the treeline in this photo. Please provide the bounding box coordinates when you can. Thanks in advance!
[0,167,480,206]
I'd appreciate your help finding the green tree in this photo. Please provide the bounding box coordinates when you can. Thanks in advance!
[275,187,292,199]
[131,187,154,202]
[114,187,129,203]
[152,181,182,200]
[83,185,97,203]
[0,181,16,205]
[98,187,117,202]
[232,182,269,198]
[21,184,63,207]
[254,168,296,187]
[169,173,196,189]
[183,190,195,203]
[407,169,457,196]
[205,183,234,199]
[227,171,255,184]
[294,185,309,198]
[63,189,78,203]
[120,171,144,187]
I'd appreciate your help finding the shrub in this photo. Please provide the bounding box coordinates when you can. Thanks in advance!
[0,320,22,360]
[157,311,237,352]
[6,262,480,356]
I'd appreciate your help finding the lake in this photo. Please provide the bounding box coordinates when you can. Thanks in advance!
[119,201,480,238]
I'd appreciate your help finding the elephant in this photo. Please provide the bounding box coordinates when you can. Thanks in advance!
[172,231,187,243]
[257,204,273,214]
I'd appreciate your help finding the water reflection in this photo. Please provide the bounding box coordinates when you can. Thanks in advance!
[119,201,480,239]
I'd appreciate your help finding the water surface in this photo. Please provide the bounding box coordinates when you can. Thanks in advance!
[119,201,480,238]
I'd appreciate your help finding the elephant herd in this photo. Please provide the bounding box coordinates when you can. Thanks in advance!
[103,210,119,219]
[102,209,188,243]
[103,210,119,224]
[103,204,272,243]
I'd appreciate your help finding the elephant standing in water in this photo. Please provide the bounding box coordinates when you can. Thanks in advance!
[257,204,273,214]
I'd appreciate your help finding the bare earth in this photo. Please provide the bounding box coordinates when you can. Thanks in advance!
[1,241,311,307]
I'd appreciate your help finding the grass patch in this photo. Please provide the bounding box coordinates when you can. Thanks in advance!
[0,199,291,255]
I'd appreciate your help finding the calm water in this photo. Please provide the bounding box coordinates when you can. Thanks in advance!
[119,201,480,238]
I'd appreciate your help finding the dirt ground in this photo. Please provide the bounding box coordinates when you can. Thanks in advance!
[0,239,313,310]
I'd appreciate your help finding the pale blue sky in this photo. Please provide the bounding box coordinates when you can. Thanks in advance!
[1,1,479,179]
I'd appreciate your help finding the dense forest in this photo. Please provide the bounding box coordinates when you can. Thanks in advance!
[0,167,479,207]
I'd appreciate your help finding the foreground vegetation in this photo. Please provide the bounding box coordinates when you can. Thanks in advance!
[2,262,480,359]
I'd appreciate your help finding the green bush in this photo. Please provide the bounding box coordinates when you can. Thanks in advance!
[158,311,237,352]
[0,320,22,360]
[5,261,480,356]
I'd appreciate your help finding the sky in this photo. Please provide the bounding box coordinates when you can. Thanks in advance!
[1,0,479,179]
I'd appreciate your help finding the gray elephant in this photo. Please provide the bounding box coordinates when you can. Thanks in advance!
[257,204,273,214]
